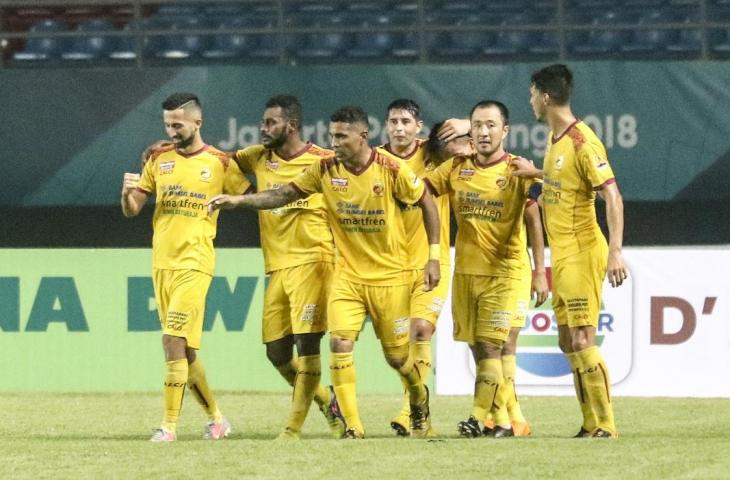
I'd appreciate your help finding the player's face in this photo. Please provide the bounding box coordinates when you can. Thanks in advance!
[470,106,508,158]
[163,108,200,149]
[529,84,547,121]
[260,107,291,149]
[329,121,367,163]
[386,108,423,151]
[445,135,473,157]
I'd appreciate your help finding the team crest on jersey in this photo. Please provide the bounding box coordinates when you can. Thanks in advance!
[594,155,608,169]
[458,168,475,180]
[496,176,508,190]
[372,181,385,196]
[554,156,564,170]
[159,161,175,175]
[266,159,279,171]
[200,167,211,182]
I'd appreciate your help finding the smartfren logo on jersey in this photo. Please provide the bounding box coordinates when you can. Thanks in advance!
[515,255,633,386]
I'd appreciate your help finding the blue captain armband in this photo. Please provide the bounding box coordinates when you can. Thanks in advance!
[528,182,543,201]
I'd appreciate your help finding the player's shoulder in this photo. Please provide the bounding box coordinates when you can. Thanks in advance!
[146,144,176,165]
[235,143,267,160]
[571,121,606,153]
[307,143,334,159]
[206,145,234,168]
[374,149,405,176]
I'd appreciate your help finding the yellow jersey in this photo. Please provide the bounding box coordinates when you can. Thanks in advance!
[291,149,425,286]
[377,140,451,269]
[426,152,537,278]
[138,144,251,274]
[542,120,616,261]
[234,142,335,273]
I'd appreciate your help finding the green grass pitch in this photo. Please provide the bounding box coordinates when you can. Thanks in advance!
[2,392,729,479]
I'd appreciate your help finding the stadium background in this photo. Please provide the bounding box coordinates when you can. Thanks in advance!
[0,0,728,397]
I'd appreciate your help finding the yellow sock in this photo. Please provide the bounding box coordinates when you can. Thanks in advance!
[287,355,322,433]
[275,359,297,387]
[187,359,222,422]
[394,351,426,407]
[567,352,597,432]
[395,375,410,419]
[502,355,526,423]
[395,340,432,416]
[330,352,363,434]
[577,346,616,434]
[313,384,330,410]
[162,358,188,433]
[473,359,503,424]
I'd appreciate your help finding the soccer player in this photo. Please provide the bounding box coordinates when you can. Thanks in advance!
[208,106,441,439]
[376,100,469,436]
[121,93,251,442]
[231,95,344,440]
[425,100,543,438]
[512,64,627,438]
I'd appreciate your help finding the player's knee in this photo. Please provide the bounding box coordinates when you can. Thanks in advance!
[265,342,293,366]
[411,319,435,341]
[385,356,407,369]
[383,343,409,370]
[330,332,356,353]
[571,337,591,352]
[295,333,323,357]
[558,337,572,354]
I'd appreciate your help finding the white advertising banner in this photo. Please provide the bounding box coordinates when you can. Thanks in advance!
[435,247,730,397]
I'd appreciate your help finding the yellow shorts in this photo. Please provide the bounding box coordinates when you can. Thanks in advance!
[407,264,451,325]
[153,269,212,350]
[451,273,515,345]
[552,241,608,328]
[262,261,333,343]
[328,276,411,348]
[511,271,532,329]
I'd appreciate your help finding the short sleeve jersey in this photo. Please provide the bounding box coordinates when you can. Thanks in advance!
[291,149,424,286]
[377,140,451,269]
[138,145,251,274]
[426,152,537,278]
[542,120,616,261]
[234,143,335,273]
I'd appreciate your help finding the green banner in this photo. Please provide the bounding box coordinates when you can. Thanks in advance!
[0,249,403,393]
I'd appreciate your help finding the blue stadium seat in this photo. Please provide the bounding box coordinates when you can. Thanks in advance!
[249,21,288,59]
[61,18,116,60]
[620,9,675,54]
[107,18,166,60]
[434,13,491,58]
[13,19,68,60]
[154,17,210,59]
[528,26,560,55]
[293,15,350,58]
[482,13,538,56]
[570,10,629,55]
[347,14,395,58]
[202,17,258,59]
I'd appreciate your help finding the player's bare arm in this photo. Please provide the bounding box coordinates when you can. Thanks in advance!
[598,182,627,288]
[207,183,304,214]
[511,156,543,179]
[436,118,471,142]
[121,173,148,217]
[417,189,441,292]
[524,202,548,306]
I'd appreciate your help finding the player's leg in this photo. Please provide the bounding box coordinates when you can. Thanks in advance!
[262,269,297,388]
[502,275,532,436]
[371,283,431,437]
[328,278,367,438]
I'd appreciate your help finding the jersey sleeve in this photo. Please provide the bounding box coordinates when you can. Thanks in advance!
[424,158,454,197]
[577,142,615,189]
[290,159,323,195]
[233,145,265,174]
[137,156,156,194]
[223,159,252,195]
[392,159,425,205]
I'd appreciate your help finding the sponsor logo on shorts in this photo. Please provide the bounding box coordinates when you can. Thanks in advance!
[300,304,318,323]
[393,317,409,338]
[165,310,188,332]
[159,161,175,175]
[428,297,445,314]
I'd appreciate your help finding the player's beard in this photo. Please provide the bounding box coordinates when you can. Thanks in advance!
[262,131,286,150]
[173,132,195,149]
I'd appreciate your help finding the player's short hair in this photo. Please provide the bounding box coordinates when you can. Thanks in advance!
[330,106,369,130]
[265,94,303,129]
[531,64,573,105]
[162,92,201,111]
[426,121,448,158]
[469,100,510,126]
[386,98,421,120]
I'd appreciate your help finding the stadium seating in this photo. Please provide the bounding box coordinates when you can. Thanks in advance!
[483,13,539,56]
[433,13,490,58]
[620,9,675,54]
[61,18,116,60]
[13,18,68,61]
[293,15,351,59]
[347,14,396,58]
[570,10,629,55]
[202,17,258,59]
[154,17,209,59]
[667,14,702,55]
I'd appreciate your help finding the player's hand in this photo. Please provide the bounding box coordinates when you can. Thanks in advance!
[437,118,470,142]
[607,249,627,287]
[207,194,241,215]
[531,269,549,307]
[510,156,541,178]
[423,259,440,292]
[122,172,140,195]
[141,140,174,166]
